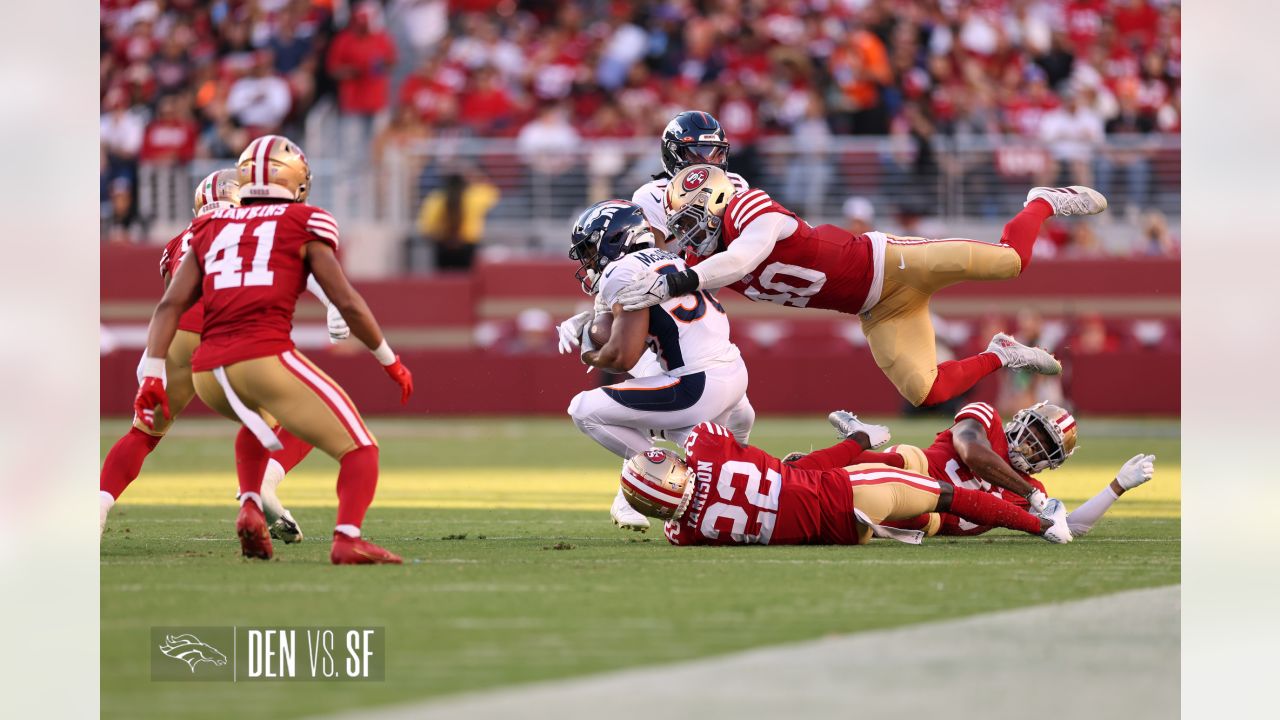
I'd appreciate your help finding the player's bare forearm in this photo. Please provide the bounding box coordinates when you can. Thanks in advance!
[953,423,1036,496]
[306,243,385,350]
[584,304,649,372]
[145,254,201,359]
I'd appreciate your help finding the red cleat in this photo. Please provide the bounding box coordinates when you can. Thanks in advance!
[330,532,402,565]
[236,501,274,560]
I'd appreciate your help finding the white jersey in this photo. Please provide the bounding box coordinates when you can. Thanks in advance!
[598,247,740,377]
[631,172,750,234]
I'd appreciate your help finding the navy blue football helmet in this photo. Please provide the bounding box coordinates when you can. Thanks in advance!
[660,111,730,177]
[569,200,655,295]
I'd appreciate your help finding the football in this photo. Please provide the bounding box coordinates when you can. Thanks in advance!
[588,311,613,346]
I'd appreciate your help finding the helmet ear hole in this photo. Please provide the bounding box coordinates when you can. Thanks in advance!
[715,192,725,203]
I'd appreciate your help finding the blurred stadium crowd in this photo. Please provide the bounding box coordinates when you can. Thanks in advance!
[102,0,1181,238]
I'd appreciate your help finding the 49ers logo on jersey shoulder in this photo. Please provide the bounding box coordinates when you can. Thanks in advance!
[682,168,710,191]
[644,449,668,464]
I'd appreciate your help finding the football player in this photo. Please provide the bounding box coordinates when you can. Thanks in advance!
[133,135,414,564]
[616,164,1111,408]
[619,420,1073,547]
[565,200,755,532]
[818,402,1156,538]
[630,110,750,249]
[100,169,351,542]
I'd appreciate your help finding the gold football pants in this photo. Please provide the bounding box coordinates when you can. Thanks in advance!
[860,237,1022,406]
[193,350,377,460]
[844,464,946,544]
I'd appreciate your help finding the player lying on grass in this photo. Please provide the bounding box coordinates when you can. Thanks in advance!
[562,200,755,533]
[800,403,1155,538]
[617,164,1109,408]
[100,169,350,542]
[133,135,413,565]
[619,419,1073,547]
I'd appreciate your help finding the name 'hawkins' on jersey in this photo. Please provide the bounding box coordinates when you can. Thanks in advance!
[598,247,741,377]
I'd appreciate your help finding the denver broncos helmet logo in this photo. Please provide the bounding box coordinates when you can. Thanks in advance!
[681,167,710,191]
[158,634,228,673]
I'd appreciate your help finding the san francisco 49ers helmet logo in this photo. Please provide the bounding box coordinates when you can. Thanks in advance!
[644,448,667,464]
[681,167,710,192]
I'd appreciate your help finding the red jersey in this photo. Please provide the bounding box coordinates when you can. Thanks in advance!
[687,189,876,314]
[187,201,339,371]
[663,423,859,546]
[923,401,1046,536]
[159,223,205,334]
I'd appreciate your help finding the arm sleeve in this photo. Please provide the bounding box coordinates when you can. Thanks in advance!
[690,213,795,289]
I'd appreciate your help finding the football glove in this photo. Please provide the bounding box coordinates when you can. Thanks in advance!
[556,310,592,355]
[134,377,170,430]
[326,304,350,343]
[382,357,414,405]
[618,272,672,311]
[1115,453,1156,491]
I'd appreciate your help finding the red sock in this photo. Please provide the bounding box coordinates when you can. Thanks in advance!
[947,487,1042,534]
[786,439,867,471]
[271,428,314,472]
[882,514,931,531]
[921,352,1003,406]
[235,426,270,497]
[855,450,906,468]
[1000,199,1053,271]
[100,428,162,499]
[336,446,380,528]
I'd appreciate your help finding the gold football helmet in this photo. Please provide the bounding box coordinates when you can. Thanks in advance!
[619,448,696,521]
[665,164,738,256]
[1005,402,1079,473]
[237,135,311,202]
[192,168,241,216]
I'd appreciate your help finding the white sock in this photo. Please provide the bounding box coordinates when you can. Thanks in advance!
[99,491,115,535]
[1066,486,1120,537]
[335,524,361,539]
[259,459,286,524]
[239,491,263,511]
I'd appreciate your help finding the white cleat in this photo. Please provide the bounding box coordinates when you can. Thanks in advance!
[99,490,115,538]
[1039,498,1074,544]
[987,333,1061,375]
[269,509,305,544]
[1025,186,1108,217]
[827,410,891,449]
[611,486,650,532]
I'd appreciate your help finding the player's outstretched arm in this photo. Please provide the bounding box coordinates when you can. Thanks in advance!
[305,242,413,403]
[580,304,649,373]
[951,419,1048,511]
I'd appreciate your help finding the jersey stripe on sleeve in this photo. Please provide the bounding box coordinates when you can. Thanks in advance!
[728,190,767,227]
[955,402,995,429]
[306,210,340,246]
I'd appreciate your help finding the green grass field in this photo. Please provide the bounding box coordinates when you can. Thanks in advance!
[100,415,1180,720]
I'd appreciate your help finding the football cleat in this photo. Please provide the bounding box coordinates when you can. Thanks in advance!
[611,486,651,532]
[1039,499,1074,544]
[1025,186,1108,217]
[330,533,402,565]
[269,510,304,545]
[236,500,274,560]
[987,333,1062,375]
[828,410,891,449]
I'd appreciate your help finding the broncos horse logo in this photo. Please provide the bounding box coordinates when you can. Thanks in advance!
[158,634,228,673]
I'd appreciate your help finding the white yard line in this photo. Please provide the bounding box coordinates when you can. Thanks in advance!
[319,584,1179,720]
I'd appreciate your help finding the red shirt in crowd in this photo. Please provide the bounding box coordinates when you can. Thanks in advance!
[325,28,396,114]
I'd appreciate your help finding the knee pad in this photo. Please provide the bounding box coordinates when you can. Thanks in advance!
[885,444,929,475]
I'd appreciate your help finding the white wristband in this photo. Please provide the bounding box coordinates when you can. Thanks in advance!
[141,357,166,379]
[371,339,396,366]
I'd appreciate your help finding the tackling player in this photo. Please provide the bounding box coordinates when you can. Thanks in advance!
[133,135,414,565]
[630,110,749,248]
[819,402,1156,538]
[99,169,350,542]
[566,200,754,532]
[617,164,1111,408]
[619,420,1073,547]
